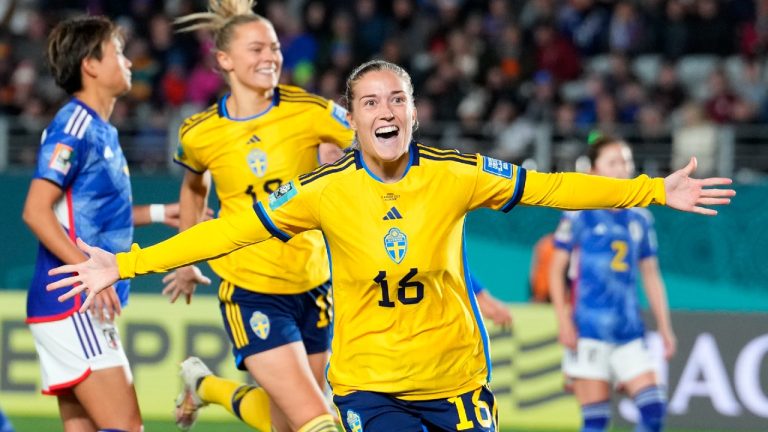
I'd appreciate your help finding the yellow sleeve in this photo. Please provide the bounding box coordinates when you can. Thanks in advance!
[116,209,271,278]
[521,171,666,209]
[468,155,527,212]
[260,179,321,238]
[315,100,355,148]
[173,126,206,174]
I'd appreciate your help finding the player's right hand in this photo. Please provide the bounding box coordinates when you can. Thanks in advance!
[46,238,120,313]
[162,265,211,304]
[89,285,121,323]
[558,321,578,351]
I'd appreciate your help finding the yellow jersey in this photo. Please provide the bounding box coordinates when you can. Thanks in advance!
[173,85,354,294]
[119,142,666,400]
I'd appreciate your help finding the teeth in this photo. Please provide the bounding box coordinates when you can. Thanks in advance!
[376,126,398,134]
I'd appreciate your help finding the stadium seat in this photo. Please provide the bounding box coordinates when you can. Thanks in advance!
[632,55,662,86]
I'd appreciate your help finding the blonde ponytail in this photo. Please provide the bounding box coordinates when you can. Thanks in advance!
[175,0,264,51]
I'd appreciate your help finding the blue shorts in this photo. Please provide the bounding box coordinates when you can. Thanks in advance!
[218,280,332,370]
[334,386,498,432]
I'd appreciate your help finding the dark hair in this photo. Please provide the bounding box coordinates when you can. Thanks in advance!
[343,59,414,113]
[586,133,627,166]
[47,16,120,94]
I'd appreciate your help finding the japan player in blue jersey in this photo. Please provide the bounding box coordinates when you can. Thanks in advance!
[549,134,675,432]
[21,16,185,432]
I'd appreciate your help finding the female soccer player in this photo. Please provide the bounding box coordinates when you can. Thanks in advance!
[48,60,734,431]
[161,1,352,431]
[23,16,179,432]
[549,135,675,432]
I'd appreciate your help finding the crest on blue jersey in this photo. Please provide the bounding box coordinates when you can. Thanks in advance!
[268,181,297,210]
[346,410,362,432]
[384,227,408,264]
[331,103,350,128]
[247,148,268,178]
[482,156,513,178]
[249,311,270,340]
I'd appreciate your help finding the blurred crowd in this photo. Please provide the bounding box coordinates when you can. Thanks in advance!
[1,0,767,174]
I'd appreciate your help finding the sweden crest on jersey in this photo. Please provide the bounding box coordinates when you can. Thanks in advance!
[249,311,270,340]
[384,227,407,264]
[247,148,268,177]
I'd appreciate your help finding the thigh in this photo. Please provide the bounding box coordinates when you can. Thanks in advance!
[243,342,329,430]
[419,386,497,432]
[72,366,142,431]
[334,391,423,432]
[563,338,612,382]
[298,282,332,355]
[610,338,657,385]
[57,393,96,432]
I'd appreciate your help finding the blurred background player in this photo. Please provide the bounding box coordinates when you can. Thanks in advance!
[22,15,181,432]
[549,134,676,432]
[47,60,733,430]
[160,1,352,431]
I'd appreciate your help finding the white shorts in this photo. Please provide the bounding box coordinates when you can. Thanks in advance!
[29,312,132,395]
[563,338,656,384]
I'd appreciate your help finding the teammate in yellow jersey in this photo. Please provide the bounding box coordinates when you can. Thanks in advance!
[157,1,352,431]
[48,60,735,431]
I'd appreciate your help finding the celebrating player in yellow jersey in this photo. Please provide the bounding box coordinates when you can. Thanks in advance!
[159,1,352,432]
[48,60,735,431]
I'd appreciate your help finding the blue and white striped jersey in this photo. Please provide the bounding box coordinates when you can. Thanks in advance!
[27,98,133,322]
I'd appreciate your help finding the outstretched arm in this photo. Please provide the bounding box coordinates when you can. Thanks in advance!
[522,157,734,214]
[47,207,273,312]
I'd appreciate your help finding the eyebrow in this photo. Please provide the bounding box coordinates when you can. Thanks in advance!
[358,90,406,100]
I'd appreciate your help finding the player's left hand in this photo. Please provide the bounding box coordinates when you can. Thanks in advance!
[162,203,214,228]
[664,157,736,215]
[89,285,122,323]
[46,238,120,313]
[476,290,513,328]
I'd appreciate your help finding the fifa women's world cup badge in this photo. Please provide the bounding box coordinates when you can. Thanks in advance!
[384,227,407,264]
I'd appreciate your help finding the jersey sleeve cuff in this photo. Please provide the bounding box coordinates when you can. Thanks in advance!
[116,243,140,279]
[253,202,292,242]
[172,158,206,175]
[652,177,666,205]
[500,166,528,213]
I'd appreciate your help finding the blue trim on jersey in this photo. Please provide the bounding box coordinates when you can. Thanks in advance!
[172,158,206,174]
[357,141,416,183]
[501,166,527,213]
[469,273,484,294]
[253,202,291,242]
[462,223,492,383]
[219,92,277,121]
[323,234,335,392]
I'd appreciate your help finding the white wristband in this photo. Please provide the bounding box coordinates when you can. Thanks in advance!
[149,204,165,223]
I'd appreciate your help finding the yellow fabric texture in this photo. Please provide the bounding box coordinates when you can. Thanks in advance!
[173,84,353,294]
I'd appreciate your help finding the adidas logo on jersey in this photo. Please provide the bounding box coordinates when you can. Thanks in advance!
[247,135,261,145]
[383,207,403,220]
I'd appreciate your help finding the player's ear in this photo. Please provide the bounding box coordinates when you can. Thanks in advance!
[347,110,357,132]
[412,105,418,131]
[216,50,233,73]
[81,56,98,79]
